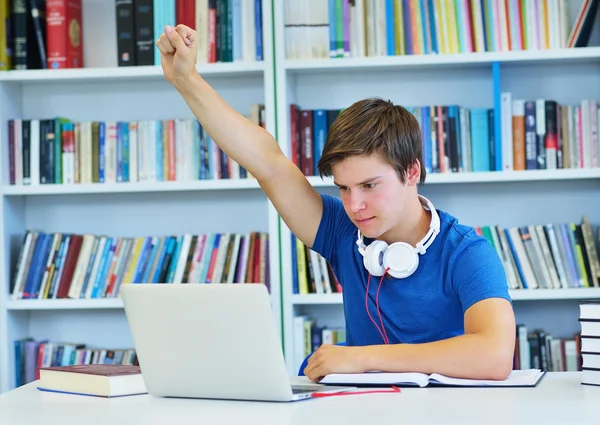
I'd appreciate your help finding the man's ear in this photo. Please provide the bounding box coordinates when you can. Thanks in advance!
[406,161,421,185]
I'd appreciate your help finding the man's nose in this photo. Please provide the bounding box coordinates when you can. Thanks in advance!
[349,192,365,212]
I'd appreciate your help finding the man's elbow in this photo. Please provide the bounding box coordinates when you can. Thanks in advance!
[485,353,513,380]
[483,339,515,380]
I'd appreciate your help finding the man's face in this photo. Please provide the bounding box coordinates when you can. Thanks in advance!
[331,154,412,240]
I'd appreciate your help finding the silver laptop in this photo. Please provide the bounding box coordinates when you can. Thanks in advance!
[120,283,352,402]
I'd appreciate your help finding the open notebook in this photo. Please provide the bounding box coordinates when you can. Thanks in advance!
[320,369,546,388]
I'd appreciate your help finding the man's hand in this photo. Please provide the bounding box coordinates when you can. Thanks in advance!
[155,25,197,86]
[303,344,369,382]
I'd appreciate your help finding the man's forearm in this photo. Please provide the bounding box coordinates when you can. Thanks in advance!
[360,333,514,380]
[172,73,283,181]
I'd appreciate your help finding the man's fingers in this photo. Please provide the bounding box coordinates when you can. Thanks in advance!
[305,366,318,382]
[155,36,170,54]
[156,35,174,54]
[303,360,315,376]
[165,25,187,51]
[304,359,324,382]
[175,24,195,47]
[307,370,324,383]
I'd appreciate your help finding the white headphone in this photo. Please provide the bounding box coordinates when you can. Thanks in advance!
[355,195,440,279]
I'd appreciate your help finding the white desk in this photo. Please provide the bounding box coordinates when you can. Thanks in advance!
[0,373,597,425]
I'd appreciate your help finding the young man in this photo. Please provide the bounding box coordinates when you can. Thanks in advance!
[156,25,516,383]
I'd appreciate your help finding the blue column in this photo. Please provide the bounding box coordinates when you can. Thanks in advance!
[492,61,503,172]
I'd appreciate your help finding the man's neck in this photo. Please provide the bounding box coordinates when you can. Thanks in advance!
[381,195,432,247]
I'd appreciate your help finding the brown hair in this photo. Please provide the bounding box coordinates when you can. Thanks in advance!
[317,97,426,185]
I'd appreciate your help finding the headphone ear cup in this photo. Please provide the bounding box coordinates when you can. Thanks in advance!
[363,240,388,276]
[383,243,420,279]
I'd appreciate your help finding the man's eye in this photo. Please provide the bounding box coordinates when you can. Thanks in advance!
[364,183,375,189]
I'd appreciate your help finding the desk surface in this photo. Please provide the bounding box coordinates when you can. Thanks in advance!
[0,372,597,425]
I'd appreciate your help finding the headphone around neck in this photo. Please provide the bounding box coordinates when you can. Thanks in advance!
[355,195,441,279]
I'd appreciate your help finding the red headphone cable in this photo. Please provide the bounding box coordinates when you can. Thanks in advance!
[365,269,390,345]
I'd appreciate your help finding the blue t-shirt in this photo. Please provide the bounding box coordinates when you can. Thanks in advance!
[311,193,512,346]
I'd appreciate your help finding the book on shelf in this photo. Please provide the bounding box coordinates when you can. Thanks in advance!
[289,105,342,177]
[579,299,600,386]
[320,368,546,388]
[3,0,264,71]
[499,94,600,172]
[515,324,581,373]
[4,0,83,71]
[291,233,342,295]
[284,0,599,60]
[6,105,264,186]
[10,230,269,301]
[14,337,138,388]
[37,364,146,398]
[290,98,600,178]
[293,315,345,373]
[116,0,264,67]
[475,216,600,292]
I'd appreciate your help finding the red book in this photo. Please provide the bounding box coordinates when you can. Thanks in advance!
[176,0,195,28]
[208,0,216,62]
[46,0,83,69]
[55,234,83,298]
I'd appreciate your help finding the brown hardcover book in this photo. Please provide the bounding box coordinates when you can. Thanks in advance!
[245,232,257,283]
[299,110,314,176]
[56,234,83,298]
[512,100,525,170]
[220,235,235,283]
[38,364,146,397]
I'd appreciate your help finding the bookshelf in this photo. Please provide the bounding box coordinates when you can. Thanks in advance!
[0,0,277,393]
[0,62,265,83]
[284,45,600,71]
[291,288,600,305]
[275,0,600,375]
[1,179,263,195]
[5,299,125,311]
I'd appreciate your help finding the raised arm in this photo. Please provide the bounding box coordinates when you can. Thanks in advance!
[156,25,322,247]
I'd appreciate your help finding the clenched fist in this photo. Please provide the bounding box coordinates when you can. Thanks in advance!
[156,25,197,85]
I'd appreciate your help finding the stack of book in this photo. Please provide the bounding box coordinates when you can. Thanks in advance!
[579,300,600,386]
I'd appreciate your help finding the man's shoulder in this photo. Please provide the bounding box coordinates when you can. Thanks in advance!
[312,193,357,259]
[319,193,355,232]
[434,210,510,310]
[437,209,478,244]
[436,209,493,259]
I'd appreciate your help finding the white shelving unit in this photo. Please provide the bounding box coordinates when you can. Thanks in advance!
[1,179,264,195]
[0,62,265,83]
[274,1,600,375]
[290,288,600,306]
[0,0,278,394]
[4,299,125,311]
